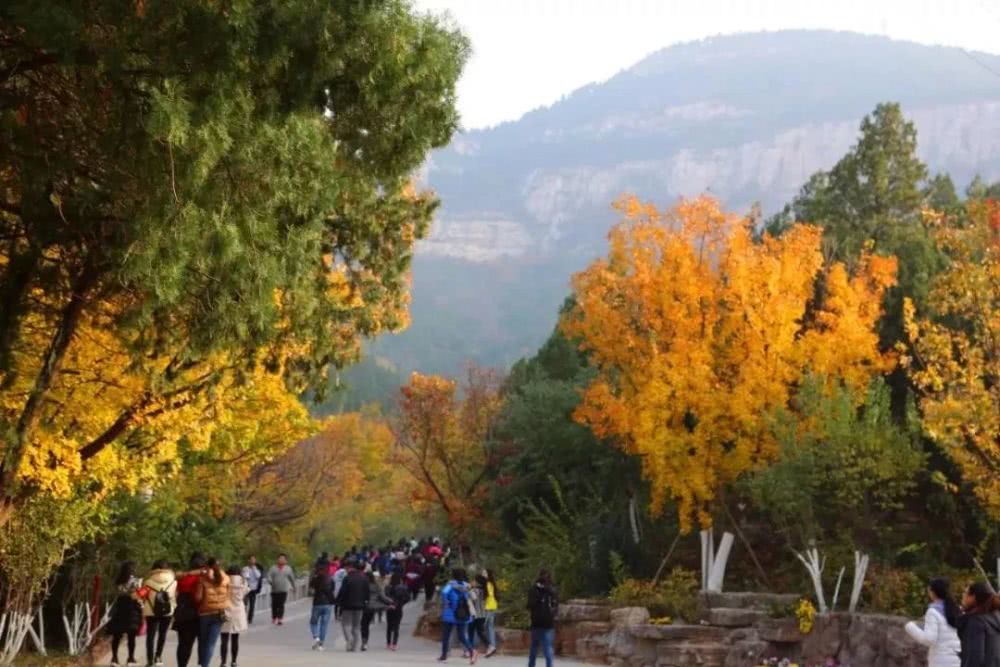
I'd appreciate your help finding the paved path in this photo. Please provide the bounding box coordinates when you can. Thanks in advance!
[139,599,580,667]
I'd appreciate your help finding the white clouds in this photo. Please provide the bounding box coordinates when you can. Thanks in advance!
[413,0,1000,129]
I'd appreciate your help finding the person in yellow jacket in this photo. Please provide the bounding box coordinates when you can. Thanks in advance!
[195,559,230,667]
[483,569,499,657]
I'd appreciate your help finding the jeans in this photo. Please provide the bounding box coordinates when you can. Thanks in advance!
[197,614,224,667]
[440,622,473,658]
[471,618,490,648]
[175,622,199,667]
[271,592,288,621]
[220,632,239,665]
[386,608,403,646]
[529,628,555,667]
[310,604,333,643]
[341,608,363,651]
[484,611,497,648]
[245,591,258,624]
[145,617,171,664]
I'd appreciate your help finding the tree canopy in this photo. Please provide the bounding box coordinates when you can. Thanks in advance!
[0,0,469,518]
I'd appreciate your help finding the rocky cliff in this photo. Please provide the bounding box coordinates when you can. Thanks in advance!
[369,31,1000,377]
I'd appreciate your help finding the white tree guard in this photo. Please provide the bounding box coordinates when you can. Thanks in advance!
[0,610,34,666]
[707,532,735,593]
[795,548,828,613]
[830,566,847,611]
[849,551,869,613]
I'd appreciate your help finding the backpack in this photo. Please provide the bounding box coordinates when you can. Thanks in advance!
[530,585,558,626]
[452,587,471,622]
[152,588,172,617]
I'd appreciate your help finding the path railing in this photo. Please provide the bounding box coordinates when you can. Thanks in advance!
[255,576,310,612]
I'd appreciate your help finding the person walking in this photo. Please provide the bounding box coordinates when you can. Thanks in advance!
[469,572,497,656]
[336,560,369,652]
[195,558,230,667]
[957,582,1000,667]
[309,559,335,651]
[220,565,248,667]
[360,570,393,651]
[438,568,477,664]
[482,569,499,658]
[108,561,143,667]
[173,553,206,667]
[905,577,962,667]
[266,554,296,626]
[384,572,410,651]
[139,559,176,667]
[241,556,263,625]
[333,556,350,621]
[527,569,559,667]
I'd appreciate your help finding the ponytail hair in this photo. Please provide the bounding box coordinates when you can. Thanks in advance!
[929,578,960,628]
[206,558,223,586]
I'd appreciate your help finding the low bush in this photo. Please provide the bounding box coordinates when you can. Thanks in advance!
[608,568,700,622]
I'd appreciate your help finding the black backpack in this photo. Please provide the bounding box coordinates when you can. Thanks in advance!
[453,587,471,622]
[152,588,172,617]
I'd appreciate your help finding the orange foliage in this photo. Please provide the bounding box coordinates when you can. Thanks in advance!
[393,366,502,538]
[563,195,896,531]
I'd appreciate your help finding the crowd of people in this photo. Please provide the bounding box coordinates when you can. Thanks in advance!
[105,539,999,667]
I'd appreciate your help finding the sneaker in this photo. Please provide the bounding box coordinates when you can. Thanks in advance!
[111,662,120,667]
[470,651,480,665]
[437,658,447,663]
[485,646,497,658]
[312,638,321,651]
[155,660,164,667]
[277,619,283,626]
[127,661,139,666]
[361,644,368,652]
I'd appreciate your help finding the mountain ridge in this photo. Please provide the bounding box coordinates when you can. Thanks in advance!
[361,30,1000,381]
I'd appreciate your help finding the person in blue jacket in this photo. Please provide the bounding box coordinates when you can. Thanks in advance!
[438,568,477,663]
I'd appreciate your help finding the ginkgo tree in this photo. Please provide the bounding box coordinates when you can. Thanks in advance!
[904,200,1000,519]
[563,195,897,531]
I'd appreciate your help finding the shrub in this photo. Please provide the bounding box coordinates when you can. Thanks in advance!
[608,568,699,622]
[863,566,927,617]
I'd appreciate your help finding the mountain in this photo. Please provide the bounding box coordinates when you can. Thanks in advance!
[368,30,1000,379]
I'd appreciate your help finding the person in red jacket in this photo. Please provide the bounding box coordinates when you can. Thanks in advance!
[172,553,206,667]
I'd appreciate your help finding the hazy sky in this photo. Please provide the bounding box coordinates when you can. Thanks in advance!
[412,0,1000,129]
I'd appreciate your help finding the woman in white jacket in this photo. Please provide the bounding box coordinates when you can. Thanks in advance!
[220,566,249,667]
[905,577,962,667]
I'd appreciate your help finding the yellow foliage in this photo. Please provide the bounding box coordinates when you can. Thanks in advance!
[0,294,313,505]
[563,195,896,531]
[904,201,1000,518]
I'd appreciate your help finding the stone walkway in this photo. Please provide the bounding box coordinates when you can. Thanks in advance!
[134,599,580,667]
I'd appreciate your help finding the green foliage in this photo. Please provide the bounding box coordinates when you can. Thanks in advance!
[609,551,628,588]
[747,376,925,555]
[0,493,101,609]
[772,102,946,347]
[608,569,700,622]
[491,319,642,547]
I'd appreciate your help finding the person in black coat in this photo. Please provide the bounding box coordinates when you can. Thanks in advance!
[108,561,143,666]
[958,581,1000,667]
[336,561,369,652]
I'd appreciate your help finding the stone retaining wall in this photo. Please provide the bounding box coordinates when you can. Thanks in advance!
[416,593,927,667]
